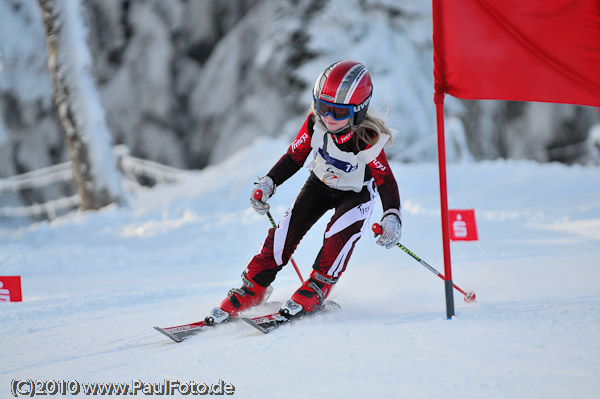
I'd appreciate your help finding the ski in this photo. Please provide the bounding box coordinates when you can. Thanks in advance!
[154,309,281,343]
[154,298,281,343]
[154,320,212,343]
[240,312,289,334]
[241,300,341,334]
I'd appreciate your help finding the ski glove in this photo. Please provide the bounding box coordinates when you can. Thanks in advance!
[250,176,276,215]
[376,209,402,249]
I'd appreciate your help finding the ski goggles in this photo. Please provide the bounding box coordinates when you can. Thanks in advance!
[313,95,355,121]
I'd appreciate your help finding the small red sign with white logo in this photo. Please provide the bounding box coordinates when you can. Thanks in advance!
[0,276,22,302]
[449,209,478,241]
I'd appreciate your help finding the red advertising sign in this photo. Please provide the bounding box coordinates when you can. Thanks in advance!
[0,276,22,302]
[449,209,478,241]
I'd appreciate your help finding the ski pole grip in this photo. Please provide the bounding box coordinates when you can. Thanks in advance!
[372,223,383,236]
[253,189,263,201]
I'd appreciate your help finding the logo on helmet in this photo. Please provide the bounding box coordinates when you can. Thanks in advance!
[353,95,371,112]
[320,94,334,101]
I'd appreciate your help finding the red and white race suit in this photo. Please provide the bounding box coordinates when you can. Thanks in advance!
[246,114,401,287]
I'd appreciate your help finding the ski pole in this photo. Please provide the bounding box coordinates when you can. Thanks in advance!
[372,223,476,303]
[254,190,304,283]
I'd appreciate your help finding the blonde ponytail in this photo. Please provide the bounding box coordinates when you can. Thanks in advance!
[354,112,393,149]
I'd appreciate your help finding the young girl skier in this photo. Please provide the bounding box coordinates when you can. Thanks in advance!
[205,60,402,324]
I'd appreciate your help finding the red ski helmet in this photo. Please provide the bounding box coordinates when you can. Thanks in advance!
[313,60,373,126]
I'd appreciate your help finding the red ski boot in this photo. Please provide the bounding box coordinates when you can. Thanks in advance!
[205,273,271,325]
[279,270,338,318]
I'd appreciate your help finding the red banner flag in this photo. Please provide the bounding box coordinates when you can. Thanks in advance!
[433,0,600,107]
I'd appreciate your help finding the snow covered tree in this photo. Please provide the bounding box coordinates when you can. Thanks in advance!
[37,0,125,210]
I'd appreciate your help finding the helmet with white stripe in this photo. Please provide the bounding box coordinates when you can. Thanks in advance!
[313,60,373,125]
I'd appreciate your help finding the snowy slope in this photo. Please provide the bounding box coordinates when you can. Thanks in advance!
[1,136,600,398]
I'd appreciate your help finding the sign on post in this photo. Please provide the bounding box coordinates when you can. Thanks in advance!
[449,209,478,241]
[0,276,22,302]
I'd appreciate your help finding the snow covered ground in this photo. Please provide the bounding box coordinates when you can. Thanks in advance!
[1,136,599,398]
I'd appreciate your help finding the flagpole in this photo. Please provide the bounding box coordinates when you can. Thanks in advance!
[432,0,455,319]
[434,92,455,319]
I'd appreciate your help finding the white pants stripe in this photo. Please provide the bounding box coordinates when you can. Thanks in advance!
[273,208,293,266]
[327,231,362,277]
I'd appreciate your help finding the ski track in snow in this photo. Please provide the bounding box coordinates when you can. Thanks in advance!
[1,137,600,398]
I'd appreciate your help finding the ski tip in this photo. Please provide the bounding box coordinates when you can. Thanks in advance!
[153,326,183,343]
[240,317,271,334]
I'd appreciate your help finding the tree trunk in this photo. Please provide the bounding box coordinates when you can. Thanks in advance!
[37,0,125,211]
